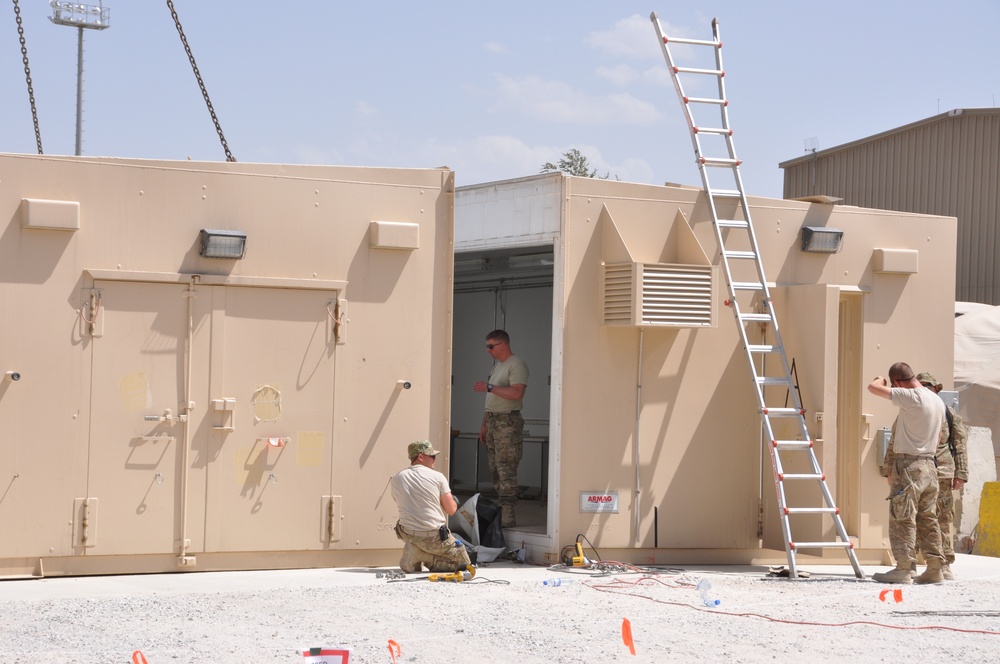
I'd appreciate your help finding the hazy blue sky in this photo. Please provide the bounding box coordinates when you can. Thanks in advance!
[3,1,997,197]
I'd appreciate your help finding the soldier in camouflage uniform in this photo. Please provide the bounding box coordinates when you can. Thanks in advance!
[390,440,471,573]
[868,362,946,585]
[917,371,968,579]
[474,330,528,528]
[881,371,969,580]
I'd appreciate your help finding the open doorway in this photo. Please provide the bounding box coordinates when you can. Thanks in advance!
[450,246,554,534]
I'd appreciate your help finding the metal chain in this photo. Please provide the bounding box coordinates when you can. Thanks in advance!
[12,0,43,154]
[165,0,235,162]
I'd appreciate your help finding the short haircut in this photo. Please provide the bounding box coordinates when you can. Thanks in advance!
[888,362,915,382]
[486,329,510,344]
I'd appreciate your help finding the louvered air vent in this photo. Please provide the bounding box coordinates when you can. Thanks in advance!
[602,262,716,327]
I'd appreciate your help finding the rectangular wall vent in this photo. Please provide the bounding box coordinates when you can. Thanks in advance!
[602,262,716,327]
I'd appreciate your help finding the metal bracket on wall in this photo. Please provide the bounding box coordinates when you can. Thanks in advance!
[327,298,348,345]
[211,398,236,431]
[80,288,103,337]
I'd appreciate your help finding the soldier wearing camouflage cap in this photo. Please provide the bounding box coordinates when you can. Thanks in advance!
[390,440,471,573]
[915,371,968,579]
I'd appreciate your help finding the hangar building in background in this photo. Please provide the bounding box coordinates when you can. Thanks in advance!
[779,108,1000,305]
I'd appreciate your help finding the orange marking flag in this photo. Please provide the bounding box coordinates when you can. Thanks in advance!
[621,617,636,656]
[878,588,903,603]
[387,639,402,664]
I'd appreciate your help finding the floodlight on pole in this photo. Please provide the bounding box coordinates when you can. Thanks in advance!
[49,1,110,156]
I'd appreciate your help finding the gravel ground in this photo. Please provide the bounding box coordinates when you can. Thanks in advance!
[2,555,1000,663]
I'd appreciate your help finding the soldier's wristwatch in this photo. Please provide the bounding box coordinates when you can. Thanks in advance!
[487,383,494,392]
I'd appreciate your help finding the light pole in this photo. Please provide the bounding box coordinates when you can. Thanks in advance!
[49,1,110,156]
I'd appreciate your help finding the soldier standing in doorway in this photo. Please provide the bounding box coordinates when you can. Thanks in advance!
[473,329,528,528]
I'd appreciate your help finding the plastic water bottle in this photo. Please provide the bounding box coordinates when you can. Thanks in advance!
[697,578,720,606]
[542,578,576,587]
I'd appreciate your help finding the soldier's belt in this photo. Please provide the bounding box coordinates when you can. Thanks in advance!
[399,525,443,537]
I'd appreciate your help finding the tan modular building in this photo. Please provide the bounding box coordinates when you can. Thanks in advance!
[779,108,1000,305]
[0,153,455,578]
[452,173,957,568]
[0,156,959,577]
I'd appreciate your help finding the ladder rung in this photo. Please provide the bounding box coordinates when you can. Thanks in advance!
[790,541,854,550]
[693,126,733,136]
[674,66,724,77]
[717,219,749,228]
[732,282,764,291]
[711,190,742,199]
[747,344,777,353]
[772,440,813,449]
[699,156,741,166]
[738,312,772,322]
[663,36,720,48]
[778,473,825,481]
[684,97,729,106]
[761,408,804,417]
[684,96,728,106]
[758,376,792,386]
[722,250,756,260]
[785,507,839,515]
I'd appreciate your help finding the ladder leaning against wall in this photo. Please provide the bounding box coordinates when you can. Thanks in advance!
[649,12,864,579]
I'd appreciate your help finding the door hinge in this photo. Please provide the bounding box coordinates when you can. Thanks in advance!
[73,497,98,548]
[321,495,342,542]
[756,499,765,539]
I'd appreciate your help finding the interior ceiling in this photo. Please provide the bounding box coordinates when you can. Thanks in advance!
[454,247,554,289]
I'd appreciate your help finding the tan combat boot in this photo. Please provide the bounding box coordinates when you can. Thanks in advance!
[941,563,955,581]
[871,566,913,584]
[914,558,945,584]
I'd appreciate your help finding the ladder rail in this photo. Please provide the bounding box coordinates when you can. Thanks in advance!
[650,12,864,579]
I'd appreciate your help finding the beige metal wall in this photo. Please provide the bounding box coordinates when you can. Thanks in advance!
[780,108,1000,305]
[0,154,454,577]
[540,176,956,566]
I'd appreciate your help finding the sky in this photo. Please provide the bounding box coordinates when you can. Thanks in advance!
[2,1,998,198]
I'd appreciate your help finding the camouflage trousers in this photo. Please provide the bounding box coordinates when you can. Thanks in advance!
[886,456,944,566]
[918,479,956,564]
[394,522,471,573]
[483,411,524,508]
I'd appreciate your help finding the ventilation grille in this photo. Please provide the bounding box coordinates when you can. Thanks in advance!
[603,262,716,327]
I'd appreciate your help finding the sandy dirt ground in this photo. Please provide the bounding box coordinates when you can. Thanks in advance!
[2,554,1000,663]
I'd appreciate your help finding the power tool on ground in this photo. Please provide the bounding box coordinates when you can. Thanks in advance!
[428,563,476,582]
[560,534,591,567]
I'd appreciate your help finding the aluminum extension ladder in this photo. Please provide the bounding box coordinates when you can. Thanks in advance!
[649,12,863,579]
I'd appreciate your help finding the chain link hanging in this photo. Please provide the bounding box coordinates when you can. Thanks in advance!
[165,0,235,162]
[12,0,43,154]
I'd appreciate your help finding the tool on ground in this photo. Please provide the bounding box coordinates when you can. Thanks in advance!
[428,563,476,582]
[650,12,864,580]
[376,570,406,580]
[559,534,593,567]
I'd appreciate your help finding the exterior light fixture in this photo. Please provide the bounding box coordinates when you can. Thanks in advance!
[49,1,111,156]
[199,229,247,259]
[800,226,844,254]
